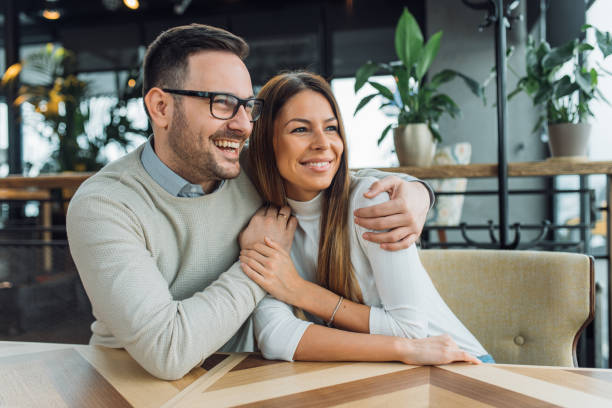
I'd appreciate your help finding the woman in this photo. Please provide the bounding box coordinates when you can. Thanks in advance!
[240,71,491,365]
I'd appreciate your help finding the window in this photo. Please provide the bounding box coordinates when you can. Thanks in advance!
[331,75,398,169]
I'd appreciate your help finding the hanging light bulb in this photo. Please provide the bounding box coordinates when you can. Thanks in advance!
[42,9,61,19]
[42,0,62,20]
[123,0,140,10]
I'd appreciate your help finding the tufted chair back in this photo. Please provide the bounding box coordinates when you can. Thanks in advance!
[419,249,594,367]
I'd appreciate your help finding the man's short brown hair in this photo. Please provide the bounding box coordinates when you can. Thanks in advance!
[142,24,249,116]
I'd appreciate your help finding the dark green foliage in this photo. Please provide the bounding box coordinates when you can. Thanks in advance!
[2,45,148,173]
[509,25,612,133]
[354,8,483,144]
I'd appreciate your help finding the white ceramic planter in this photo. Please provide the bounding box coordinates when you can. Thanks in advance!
[547,123,592,158]
[393,124,437,167]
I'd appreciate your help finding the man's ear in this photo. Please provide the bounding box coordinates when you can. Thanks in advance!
[144,87,172,129]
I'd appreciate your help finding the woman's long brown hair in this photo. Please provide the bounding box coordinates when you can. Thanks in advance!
[248,71,362,303]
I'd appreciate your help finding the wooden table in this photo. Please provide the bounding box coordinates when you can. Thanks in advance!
[2,341,612,407]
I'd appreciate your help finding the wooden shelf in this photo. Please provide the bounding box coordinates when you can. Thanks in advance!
[373,160,612,179]
[0,173,93,189]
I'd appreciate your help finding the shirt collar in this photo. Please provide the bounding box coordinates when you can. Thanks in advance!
[141,136,223,197]
[287,192,324,219]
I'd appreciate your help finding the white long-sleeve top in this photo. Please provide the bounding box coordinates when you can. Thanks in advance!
[253,176,487,361]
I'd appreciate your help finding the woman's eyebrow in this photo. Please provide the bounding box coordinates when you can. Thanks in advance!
[284,118,310,126]
[284,117,338,126]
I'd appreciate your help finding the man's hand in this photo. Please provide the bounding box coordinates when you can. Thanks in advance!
[354,176,430,251]
[239,205,297,252]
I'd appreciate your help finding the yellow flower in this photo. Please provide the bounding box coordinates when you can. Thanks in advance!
[45,88,63,116]
[14,94,31,106]
[1,63,22,85]
[54,46,65,59]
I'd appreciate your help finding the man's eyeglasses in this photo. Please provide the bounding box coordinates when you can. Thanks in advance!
[162,89,264,122]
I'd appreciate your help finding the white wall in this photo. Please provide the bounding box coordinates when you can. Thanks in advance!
[425,0,547,245]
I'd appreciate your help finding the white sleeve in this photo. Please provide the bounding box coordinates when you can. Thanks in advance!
[352,168,435,209]
[67,193,265,380]
[352,182,429,339]
[253,295,313,361]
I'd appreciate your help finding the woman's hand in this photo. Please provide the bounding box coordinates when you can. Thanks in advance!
[397,334,481,365]
[240,237,305,305]
[239,205,297,253]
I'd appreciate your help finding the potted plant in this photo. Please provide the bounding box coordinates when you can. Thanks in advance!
[354,7,484,167]
[1,44,146,173]
[509,25,612,159]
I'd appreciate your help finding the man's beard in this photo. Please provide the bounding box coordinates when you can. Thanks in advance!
[167,101,242,183]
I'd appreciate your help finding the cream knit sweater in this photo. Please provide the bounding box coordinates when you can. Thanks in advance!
[67,143,264,380]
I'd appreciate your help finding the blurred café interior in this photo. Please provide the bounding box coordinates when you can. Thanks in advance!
[0,0,611,371]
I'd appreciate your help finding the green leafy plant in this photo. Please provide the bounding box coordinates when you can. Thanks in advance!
[509,25,612,133]
[1,44,147,172]
[354,7,484,144]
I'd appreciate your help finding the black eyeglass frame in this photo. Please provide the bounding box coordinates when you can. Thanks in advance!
[162,88,264,122]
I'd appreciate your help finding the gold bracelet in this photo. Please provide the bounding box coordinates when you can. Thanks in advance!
[326,296,344,327]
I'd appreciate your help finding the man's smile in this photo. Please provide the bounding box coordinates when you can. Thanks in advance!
[212,138,243,159]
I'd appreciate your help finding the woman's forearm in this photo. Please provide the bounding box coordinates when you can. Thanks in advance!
[293,325,482,366]
[293,324,402,362]
[294,280,371,333]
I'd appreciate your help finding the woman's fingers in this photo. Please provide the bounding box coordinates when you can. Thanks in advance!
[252,242,278,257]
[463,352,482,364]
[461,352,482,365]
[241,248,270,265]
[239,254,266,276]
[240,262,266,286]
[263,236,286,252]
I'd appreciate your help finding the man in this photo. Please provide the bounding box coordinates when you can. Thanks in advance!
[67,24,433,380]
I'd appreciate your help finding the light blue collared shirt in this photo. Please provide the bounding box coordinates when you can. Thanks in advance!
[141,137,223,197]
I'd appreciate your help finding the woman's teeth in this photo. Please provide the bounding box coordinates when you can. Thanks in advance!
[305,161,329,167]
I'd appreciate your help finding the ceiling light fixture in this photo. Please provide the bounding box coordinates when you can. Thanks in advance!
[42,0,62,20]
[123,0,140,10]
[42,9,61,19]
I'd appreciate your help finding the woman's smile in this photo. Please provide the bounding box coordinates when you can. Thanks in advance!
[299,158,334,171]
[273,89,344,201]
[274,90,344,201]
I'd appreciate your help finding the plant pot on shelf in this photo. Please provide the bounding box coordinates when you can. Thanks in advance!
[393,124,437,167]
[547,123,592,159]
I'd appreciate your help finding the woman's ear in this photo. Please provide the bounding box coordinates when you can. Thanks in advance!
[144,87,172,130]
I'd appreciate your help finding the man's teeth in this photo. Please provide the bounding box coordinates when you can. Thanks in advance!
[214,140,240,149]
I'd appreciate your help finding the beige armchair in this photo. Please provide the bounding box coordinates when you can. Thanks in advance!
[419,249,594,367]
